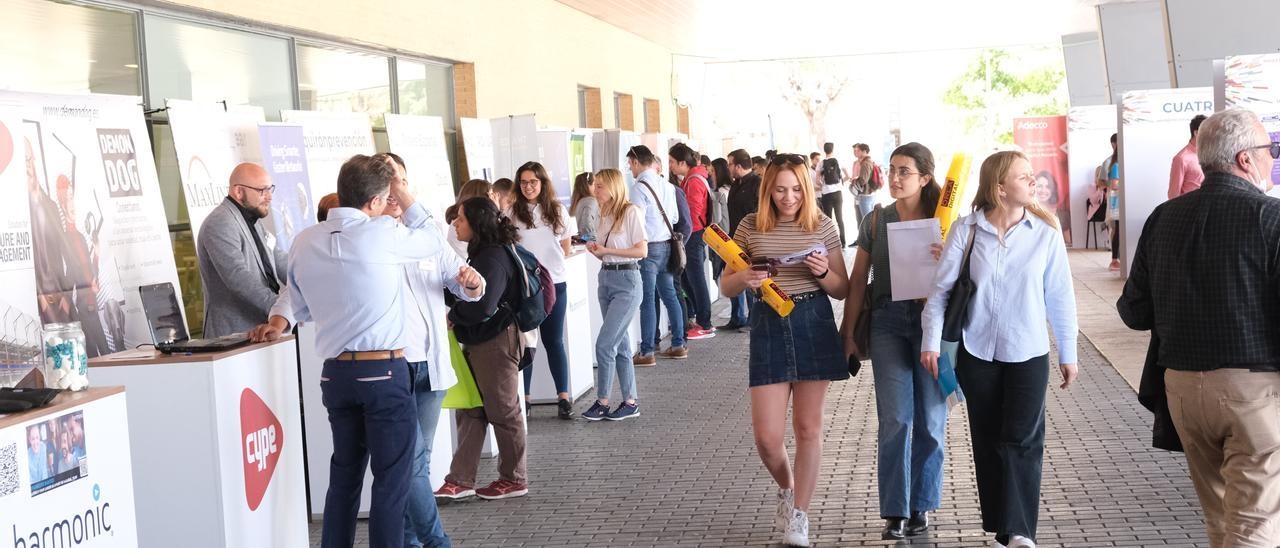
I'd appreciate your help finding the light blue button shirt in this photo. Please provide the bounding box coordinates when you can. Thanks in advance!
[285,202,444,360]
[921,211,1078,365]
[630,168,678,243]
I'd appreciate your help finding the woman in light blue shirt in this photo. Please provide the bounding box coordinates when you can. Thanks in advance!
[921,150,1079,548]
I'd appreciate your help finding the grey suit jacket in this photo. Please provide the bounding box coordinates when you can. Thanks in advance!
[197,198,288,337]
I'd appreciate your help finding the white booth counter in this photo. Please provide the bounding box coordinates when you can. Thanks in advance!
[0,387,139,548]
[527,251,595,403]
[89,338,308,548]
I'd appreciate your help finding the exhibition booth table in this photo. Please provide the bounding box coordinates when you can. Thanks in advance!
[0,387,139,548]
[528,251,595,404]
[88,339,307,548]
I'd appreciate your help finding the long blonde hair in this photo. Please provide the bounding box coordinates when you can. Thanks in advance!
[754,154,822,233]
[973,151,1058,228]
[594,169,634,234]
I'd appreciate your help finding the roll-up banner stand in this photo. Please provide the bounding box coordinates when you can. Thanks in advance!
[1012,116,1072,246]
[2,91,183,358]
[1066,106,1118,249]
[279,110,375,199]
[384,113,455,220]
[167,100,266,242]
[1118,87,1214,276]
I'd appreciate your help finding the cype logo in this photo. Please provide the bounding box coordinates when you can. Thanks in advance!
[239,388,282,511]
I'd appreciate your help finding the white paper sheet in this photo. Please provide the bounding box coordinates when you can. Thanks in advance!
[886,218,943,301]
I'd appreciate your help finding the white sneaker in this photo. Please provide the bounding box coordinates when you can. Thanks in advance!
[774,488,794,530]
[1009,535,1036,548]
[990,541,1007,548]
[783,509,810,547]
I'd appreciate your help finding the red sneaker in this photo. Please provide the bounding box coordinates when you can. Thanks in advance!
[433,481,475,500]
[475,479,529,500]
[686,327,716,340]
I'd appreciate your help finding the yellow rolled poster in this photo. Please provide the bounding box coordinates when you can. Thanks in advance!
[935,152,972,242]
[702,223,796,318]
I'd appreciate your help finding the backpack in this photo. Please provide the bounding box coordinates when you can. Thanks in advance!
[502,244,555,332]
[866,161,884,192]
[822,158,841,186]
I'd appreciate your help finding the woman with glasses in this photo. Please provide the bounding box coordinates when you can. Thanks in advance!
[921,151,1079,548]
[721,153,848,547]
[840,142,947,540]
[510,161,576,420]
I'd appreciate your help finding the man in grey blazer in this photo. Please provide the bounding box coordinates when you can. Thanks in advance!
[197,163,289,337]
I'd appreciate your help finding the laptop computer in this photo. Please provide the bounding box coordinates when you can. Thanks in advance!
[139,282,251,354]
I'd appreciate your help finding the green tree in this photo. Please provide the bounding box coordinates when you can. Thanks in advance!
[943,48,1067,147]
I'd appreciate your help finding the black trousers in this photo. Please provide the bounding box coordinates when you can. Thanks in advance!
[955,344,1049,541]
[820,192,846,244]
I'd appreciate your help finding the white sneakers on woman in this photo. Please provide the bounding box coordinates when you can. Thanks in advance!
[992,535,1036,548]
[783,509,810,547]
[774,488,794,530]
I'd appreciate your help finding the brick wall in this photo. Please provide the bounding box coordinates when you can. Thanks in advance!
[645,98,660,133]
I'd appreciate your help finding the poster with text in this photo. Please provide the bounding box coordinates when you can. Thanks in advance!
[459,117,495,181]
[1013,115,1071,246]
[491,114,537,181]
[537,129,572,207]
[1066,106,1117,249]
[385,114,455,219]
[167,100,267,242]
[279,110,375,199]
[1223,53,1280,190]
[2,91,183,357]
[257,124,314,254]
[0,108,41,372]
[1120,88,1214,276]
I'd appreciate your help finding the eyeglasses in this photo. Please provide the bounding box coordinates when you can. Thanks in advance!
[769,153,806,166]
[519,179,541,187]
[234,183,275,196]
[887,168,921,180]
[1248,142,1280,160]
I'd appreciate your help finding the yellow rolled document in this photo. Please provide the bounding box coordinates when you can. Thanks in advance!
[703,223,796,318]
[935,152,972,242]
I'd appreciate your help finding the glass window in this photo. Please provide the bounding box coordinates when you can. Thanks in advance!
[0,0,140,95]
[143,15,293,120]
[578,87,588,128]
[297,44,391,128]
[396,58,454,124]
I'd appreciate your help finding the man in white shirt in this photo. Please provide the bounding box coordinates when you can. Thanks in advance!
[627,145,687,364]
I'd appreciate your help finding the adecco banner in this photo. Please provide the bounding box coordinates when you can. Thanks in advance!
[1119,88,1214,275]
[166,100,266,242]
[1223,53,1280,190]
[1066,106,1117,249]
[279,110,375,199]
[0,390,139,547]
[1013,115,1072,246]
[0,107,40,372]
[385,114,455,219]
[2,91,183,357]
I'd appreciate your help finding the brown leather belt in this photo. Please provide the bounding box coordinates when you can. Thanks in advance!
[332,349,404,361]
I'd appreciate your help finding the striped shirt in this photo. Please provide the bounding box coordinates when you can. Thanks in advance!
[732,213,841,295]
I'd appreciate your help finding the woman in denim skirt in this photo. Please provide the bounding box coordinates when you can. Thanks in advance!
[720,153,848,547]
[841,142,948,540]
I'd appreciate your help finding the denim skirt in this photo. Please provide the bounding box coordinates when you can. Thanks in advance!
[748,291,848,387]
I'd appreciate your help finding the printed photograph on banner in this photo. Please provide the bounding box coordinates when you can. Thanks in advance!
[26,409,88,496]
[1013,116,1072,245]
[0,114,42,379]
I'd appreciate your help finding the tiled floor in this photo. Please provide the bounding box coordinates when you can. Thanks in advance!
[310,249,1207,547]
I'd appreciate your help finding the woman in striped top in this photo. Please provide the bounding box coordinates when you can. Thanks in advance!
[720,153,849,547]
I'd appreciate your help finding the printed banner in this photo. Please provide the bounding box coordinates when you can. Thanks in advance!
[1224,53,1280,188]
[166,100,266,242]
[459,117,495,181]
[2,91,183,358]
[1119,87,1214,275]
[279,110,375,199]
[257,124,314,254]
[537,130,572,207]
[0,108,40,376]
[384,114,455,219]
[1066,106,1118,249]
[1013,115,1071,246]
[491,114,537,181]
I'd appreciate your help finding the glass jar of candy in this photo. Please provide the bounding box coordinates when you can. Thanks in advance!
[42,322,89,391]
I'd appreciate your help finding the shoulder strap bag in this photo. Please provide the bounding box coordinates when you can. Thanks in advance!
[941,225,978,343]
[639,181,686,274]
[849,205,881,371]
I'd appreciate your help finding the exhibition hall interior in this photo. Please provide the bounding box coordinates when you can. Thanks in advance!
[1,0,1277,547]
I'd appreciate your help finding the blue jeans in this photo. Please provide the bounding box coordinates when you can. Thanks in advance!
[319,358,416,548]
[404,362,451,548]
[729,290,755,326]
[683,231,712,329]
[522,282,569,396]
[855,194,877,231]
[639,241,686,354]
[596,268,642,401]
[868,301,947,518]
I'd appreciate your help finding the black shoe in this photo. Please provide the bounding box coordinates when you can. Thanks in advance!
[525,400,532,415]
[716,321,744,331]
[881,517,907,540]
[905,511,929,536]
[557,399,574,420]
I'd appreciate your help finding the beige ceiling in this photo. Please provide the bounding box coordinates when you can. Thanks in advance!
[557,0,1102,60]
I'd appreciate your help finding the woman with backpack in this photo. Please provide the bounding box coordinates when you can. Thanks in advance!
[582,169,648,421]
[432,197,530,501]
[841,142,948,541]
[510,161,575,420]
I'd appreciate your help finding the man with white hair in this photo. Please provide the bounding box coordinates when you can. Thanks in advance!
[1118,108,1280,547]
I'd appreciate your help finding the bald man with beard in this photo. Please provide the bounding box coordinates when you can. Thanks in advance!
[196,163,290,337]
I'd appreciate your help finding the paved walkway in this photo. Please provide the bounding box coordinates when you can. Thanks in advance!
[311,249,1207,547]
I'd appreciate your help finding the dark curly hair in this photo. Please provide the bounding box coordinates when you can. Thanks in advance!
[460,196,519,255]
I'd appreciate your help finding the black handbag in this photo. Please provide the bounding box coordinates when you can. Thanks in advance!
[941,227,977,342]
[638,181,686,274]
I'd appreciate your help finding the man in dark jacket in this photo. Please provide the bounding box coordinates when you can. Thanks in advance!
[1117,108,1280,548]
[719,149,759,331]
